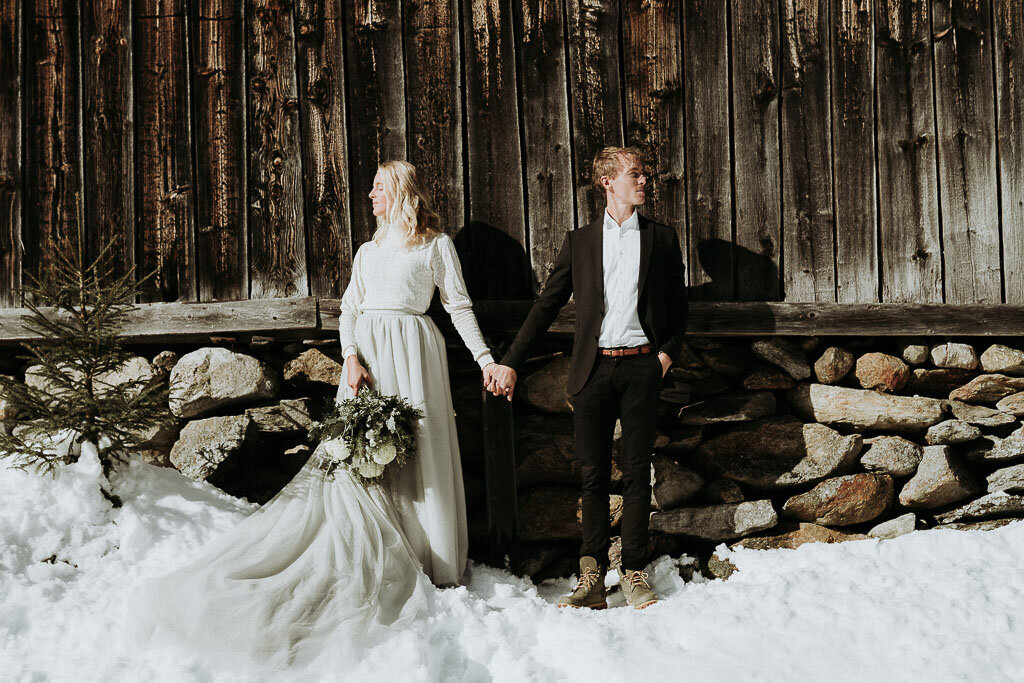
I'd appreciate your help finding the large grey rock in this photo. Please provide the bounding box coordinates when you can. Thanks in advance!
[244,398,316,434]
[900,342,930,366]
[980,344,1024,375]
[949,400,1018,427]
[130,419,185,467]
[949,374,1024,404]
[706,478,745,504]
[170,414,259,481]
[170,348,280,418]
[869,513,917,540]
[925,419,982,445]
[283,349,344,387]
[986,464,1024,493]
[651,455,704,510]
[860,436,924,477]
[967,428,1024,464]
[692,417,862,489]
[788,383,947,433]
[905,369,977,397]
[996,392,1024,417]
[855,353,910,393]
[677,392,776,426]
[732,522,868,550]
[750,339,811,380]
[151,350,179,379]
[742,367,795,391]
[898,446,979,509]
[782,474,893,526]
[930,343,979,370]
[658,426,703,453]
[814,346,855,385]
[649,499,778,541]
[933,518,1018,532]
[0,374,18,419]
[520,356,572,414]
[934,492,1024,524]
[27,355,157,400]
[518,489,623,542]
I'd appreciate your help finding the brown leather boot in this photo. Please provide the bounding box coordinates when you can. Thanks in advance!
[557,556,607,609]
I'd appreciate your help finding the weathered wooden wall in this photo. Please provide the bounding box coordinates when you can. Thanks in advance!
[0,0,1021,307]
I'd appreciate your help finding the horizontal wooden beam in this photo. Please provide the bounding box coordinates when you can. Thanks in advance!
[0,299,1022,344]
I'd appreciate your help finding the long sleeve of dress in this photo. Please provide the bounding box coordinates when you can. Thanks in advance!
[431,235,495,368]
[338,247,366,359]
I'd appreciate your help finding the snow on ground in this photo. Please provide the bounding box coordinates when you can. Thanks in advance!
[2,455,1023,683]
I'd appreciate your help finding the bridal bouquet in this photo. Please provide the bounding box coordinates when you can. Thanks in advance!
[308,386,423,484]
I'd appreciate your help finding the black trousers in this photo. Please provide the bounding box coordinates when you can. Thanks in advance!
[572,352,662,570]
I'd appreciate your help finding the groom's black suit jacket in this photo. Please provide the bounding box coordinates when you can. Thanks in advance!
[501,213,688,395]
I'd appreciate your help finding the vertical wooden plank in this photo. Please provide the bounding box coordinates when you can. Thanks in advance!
[83,0,134,279]
[831,0,878,302]
[730,0,782,301]
[683,0,732,301]
[779,0,836,302]
[24,0,82,287]
[875,0,942,303]
[565,0,624,226]
[194,0,247,301]
[994,2,1024,303]
[519,0,574,288]
[931,0,1001,304]
[622,0,686,241]
[482,389,519,573]
[343,0,406,247]
[136,0,197,302]
[461,0,529,298]
[404,0,464,237]
[295,0,352,298]
[0,0,21,306]
[247,0,307,299]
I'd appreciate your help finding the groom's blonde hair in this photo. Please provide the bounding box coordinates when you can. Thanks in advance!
[592,146,644,193]
[373,160,441,246]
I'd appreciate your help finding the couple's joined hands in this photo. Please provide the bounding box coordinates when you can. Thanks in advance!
[482,363,516,401]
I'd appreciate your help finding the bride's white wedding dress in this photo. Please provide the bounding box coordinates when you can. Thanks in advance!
[127,226,493,668]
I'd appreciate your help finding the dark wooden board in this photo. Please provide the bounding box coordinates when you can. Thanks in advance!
[343,0,406,247]
[482,390,519,573]
[0,0,21,306]
[404,0,464,236]
[683,0,732,300]
[83,0,134,279]
[24,0,82,288]
[831,0,878,302]
[931,0,1001,304]
[247,0,308,299]
[565,0,624,226]
[519,0,574,291]
[875,0,942,303]
[779,0,836,302]
[135,0,197,302]
[730,0,782,301]
[194,0,248,302]
[296,0,353,298]
[994,1,1024,303]
[622,0,687,246]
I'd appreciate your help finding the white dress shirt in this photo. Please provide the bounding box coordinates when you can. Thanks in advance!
[598,210,650,348]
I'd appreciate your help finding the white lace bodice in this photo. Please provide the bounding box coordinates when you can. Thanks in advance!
[339,228,494,368]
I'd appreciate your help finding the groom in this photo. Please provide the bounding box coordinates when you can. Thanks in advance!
[485,147,688,609]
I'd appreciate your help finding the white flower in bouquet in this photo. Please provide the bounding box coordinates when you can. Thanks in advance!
[366,428,378,448]
[372,441,398,465]
[323,438,350,462]
[357,460,386,479]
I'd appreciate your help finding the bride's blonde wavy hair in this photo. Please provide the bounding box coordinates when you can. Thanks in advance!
[373,160,441,246]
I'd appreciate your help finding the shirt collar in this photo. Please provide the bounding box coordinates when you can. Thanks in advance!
[603,209,639,232]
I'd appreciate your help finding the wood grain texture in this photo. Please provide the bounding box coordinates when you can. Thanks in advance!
[296,0,352,298]
[994,1,1024,303]
[779,0,835,302]
[0,0,21,306]
[343,0,406,246]
[83,0,134,278]
[683,0,732,301]
[730,0,781,301]
[24,0,82,288]
[831,0,877,302]
[875,0,942,303]
[565,0,623,226]
[135,0,197,302]
[194,0,247,301]
[247,0,308,299]
[931,0,1001,304]
[622,0,686,243]
[404,0,464,236]
[519,0,574,291]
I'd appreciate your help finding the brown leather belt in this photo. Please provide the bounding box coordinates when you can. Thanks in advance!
[599,344,653,357]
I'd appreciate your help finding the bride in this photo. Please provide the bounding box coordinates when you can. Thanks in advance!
[128,161,496,669]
